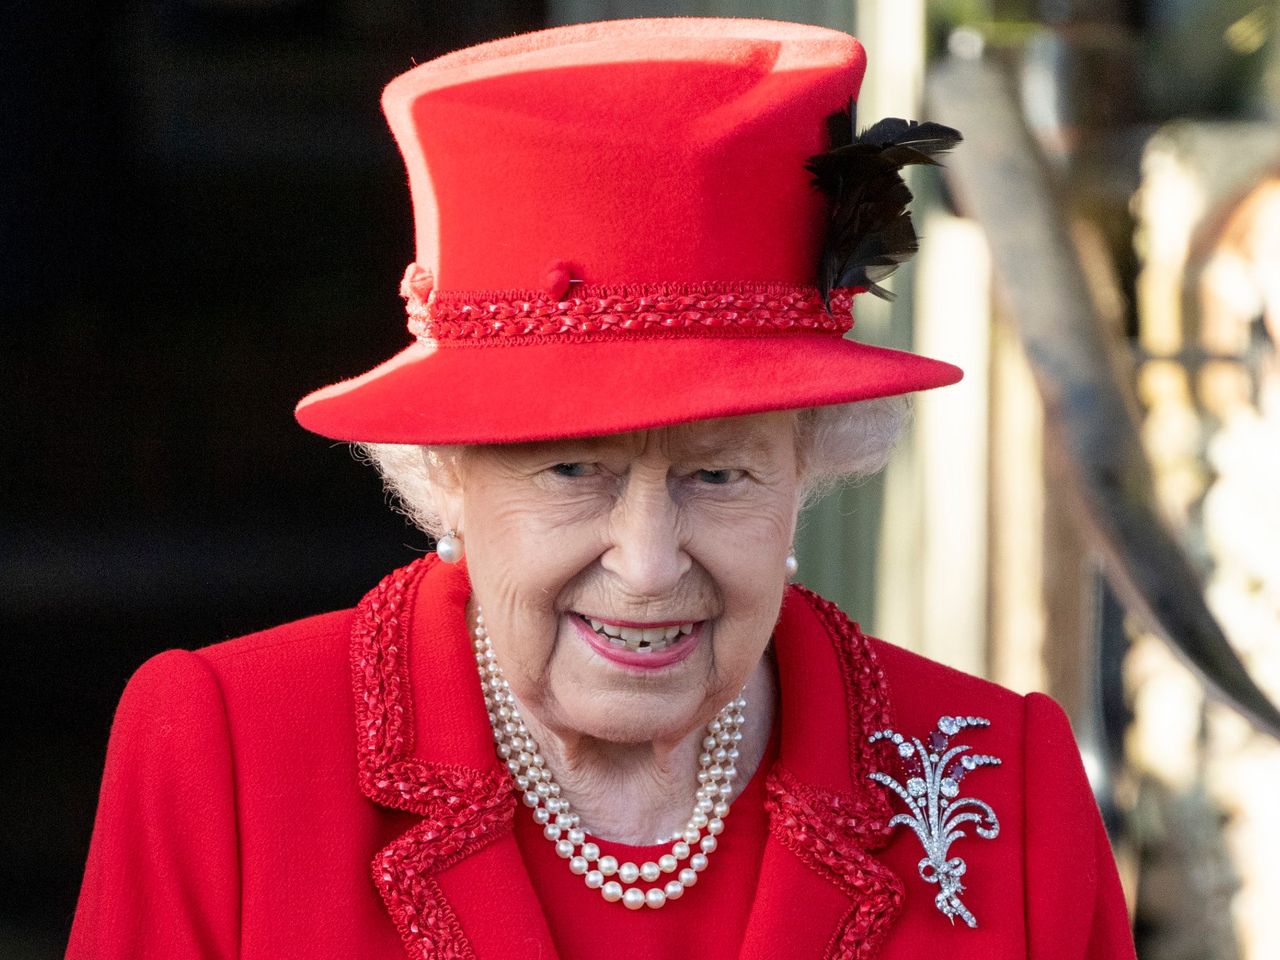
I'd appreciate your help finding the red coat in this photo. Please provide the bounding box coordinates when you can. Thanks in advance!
[68,557,1136,958]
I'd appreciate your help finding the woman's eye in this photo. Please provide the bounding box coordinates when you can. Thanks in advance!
[551,462,593,478]
[695,468,742,485]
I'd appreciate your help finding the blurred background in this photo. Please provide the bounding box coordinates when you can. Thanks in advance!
[4,0,1279,956]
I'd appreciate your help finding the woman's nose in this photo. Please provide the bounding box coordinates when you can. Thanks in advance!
[600,477,690,598]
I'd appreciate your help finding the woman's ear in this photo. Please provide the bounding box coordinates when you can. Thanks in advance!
[425,447,466,535]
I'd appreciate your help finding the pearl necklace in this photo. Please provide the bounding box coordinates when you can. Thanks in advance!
[472,608,747,910]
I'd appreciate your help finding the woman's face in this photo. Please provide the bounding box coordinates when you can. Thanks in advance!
[442,411,802,747]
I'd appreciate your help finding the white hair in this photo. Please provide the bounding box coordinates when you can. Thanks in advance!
[355,397,911,537]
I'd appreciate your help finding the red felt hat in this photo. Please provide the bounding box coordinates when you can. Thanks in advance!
[295,18,963,444]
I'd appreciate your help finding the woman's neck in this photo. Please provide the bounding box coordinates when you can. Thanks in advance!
[515,656,777,845]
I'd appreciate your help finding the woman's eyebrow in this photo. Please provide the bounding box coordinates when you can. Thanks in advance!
[504,437,622,463]
[674,429,775,461]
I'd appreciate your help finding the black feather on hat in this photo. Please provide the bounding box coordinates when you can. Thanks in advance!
[806,100,962,304]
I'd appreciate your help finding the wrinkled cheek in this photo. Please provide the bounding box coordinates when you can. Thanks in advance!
[497,614,566,705]
[720,588,785,663]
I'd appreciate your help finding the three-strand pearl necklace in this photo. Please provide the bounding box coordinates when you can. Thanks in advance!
[473,608,747,910]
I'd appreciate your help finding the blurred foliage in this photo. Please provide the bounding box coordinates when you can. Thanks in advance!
[926,0,1044,58]
[925,0,1278,119]
[1142,0,1275,117]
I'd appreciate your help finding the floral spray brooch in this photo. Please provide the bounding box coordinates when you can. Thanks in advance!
[868,715,1002,927]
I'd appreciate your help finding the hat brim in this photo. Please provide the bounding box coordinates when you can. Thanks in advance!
[294,335,962,445]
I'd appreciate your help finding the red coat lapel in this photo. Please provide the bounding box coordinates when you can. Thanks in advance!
[737,588,905,960]
[351,557,559,959]
[351,561,905,959]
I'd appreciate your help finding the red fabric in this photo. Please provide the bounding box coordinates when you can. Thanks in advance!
[293,19,964,445]
[382,19,859,293]
[295,334,962,445]
[68,558,1136,959]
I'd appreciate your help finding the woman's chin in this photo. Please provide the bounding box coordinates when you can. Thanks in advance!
[544,688,704,747]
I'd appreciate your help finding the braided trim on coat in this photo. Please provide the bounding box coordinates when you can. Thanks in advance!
[791,584,898,833]
[372,792,513,960]
[352,557,427,801]
[374,871,477,960]
[354,557,511,958]
[773,586,905,959]
[767,768,904,960]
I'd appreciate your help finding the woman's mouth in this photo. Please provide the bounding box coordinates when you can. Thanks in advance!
[571,613,703,669]
[581,616,694,652]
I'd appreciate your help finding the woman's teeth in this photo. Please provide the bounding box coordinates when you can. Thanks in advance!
[584,617,695,652]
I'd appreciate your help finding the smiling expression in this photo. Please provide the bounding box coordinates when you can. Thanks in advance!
[438,411,802,748]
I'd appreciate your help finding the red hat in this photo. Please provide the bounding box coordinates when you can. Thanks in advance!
[295,18,963,444]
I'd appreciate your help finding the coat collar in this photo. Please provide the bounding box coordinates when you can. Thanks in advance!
[352,557,905,959]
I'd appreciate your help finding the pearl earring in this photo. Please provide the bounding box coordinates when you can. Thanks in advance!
[785,550,798,579]
[437,529,464,564]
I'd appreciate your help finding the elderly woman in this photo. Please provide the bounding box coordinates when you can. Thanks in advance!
[68,17,1136,960]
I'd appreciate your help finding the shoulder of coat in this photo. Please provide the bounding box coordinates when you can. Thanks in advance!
[863,635,1027,745]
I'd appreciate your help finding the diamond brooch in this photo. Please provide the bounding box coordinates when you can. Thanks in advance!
[867,715,1001,928]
